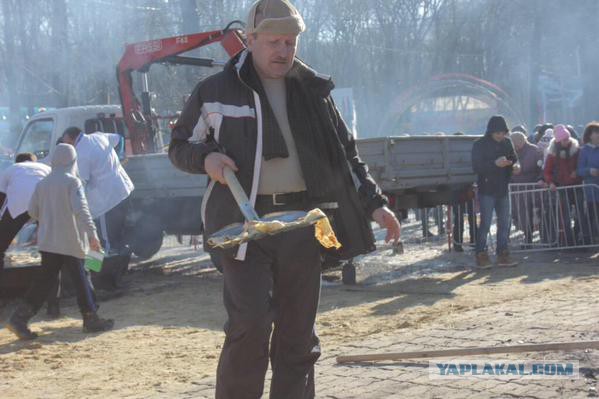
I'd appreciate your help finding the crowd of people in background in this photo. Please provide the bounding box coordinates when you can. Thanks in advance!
[512,122,599,247]
[412,116,599,269]
[446,117,599,267]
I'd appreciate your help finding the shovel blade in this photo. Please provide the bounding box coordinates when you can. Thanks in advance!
[209,223,246,246]
[208,210,320,249]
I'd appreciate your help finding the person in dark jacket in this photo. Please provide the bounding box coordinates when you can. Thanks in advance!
[451,184,476,252]
[168,1,400,397]
[577,122,599,242]
[471,115,519,268]
[451,133,475,251]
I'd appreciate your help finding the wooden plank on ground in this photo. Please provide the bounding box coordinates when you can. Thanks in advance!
[336,341,599,364]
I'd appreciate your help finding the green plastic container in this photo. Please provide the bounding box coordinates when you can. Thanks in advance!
[85,250,104,272]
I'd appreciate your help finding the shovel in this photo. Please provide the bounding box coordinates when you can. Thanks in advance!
[207,167,326,249]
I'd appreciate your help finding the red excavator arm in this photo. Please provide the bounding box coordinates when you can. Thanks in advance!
[117,23,246,155]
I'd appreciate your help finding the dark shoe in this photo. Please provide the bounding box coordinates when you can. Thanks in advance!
[6,303,38,340]
[475,252,492,269]
[83,312,114,333]
[496,250,518,267]
[454,244,464,252]
[46,300,60,319]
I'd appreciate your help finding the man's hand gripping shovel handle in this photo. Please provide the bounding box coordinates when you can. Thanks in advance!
[222,166,260,222]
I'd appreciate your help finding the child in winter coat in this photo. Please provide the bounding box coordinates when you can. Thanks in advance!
[6,144,114,340]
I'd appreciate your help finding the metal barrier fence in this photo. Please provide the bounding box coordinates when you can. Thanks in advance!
[448,183,599,253]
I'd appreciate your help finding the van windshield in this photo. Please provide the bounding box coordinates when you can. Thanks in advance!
[18,118,54,160]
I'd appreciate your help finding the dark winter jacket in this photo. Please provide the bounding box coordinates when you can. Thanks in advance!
[169,49,386,260]
[511,142,543,184]
[543,138,582,187]
[471,134,518,197]
[577,143,599,202]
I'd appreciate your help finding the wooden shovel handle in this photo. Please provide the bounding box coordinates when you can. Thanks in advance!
[223,167,260,222]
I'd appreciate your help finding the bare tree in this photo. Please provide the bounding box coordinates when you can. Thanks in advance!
[51,0,69,107]
[0,0,596,141]
[1,0,21,138]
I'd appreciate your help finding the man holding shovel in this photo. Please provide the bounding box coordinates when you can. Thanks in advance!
[169,1,400,397]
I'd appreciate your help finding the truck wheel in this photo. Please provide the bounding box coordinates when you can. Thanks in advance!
[127,222,164,260]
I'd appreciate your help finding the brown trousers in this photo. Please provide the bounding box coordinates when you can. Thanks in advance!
[212,223,322,399]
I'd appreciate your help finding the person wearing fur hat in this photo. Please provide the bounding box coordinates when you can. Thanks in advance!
[471,115,519,268]
[168,0,400,397]
[543,124,587,246]
[6,144,114,340]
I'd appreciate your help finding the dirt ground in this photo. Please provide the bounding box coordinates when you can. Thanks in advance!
[1,222,598,398]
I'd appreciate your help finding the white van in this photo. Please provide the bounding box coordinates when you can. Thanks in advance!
[15,105,124,163]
